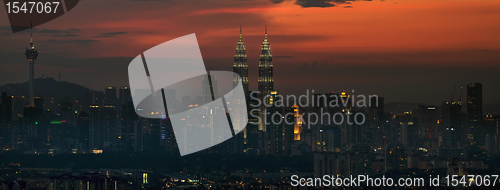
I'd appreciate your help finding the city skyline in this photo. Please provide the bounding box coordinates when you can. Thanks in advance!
[1,2,500,187]
[0,0,500,105]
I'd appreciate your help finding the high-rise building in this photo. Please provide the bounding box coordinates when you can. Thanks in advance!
[121,102,137,148]
[349,143,372,175]
[25,24,38,108]
[202,75,217,103]
[233,25,249,95]
[385,143,407,172]
[119,86,132,105]
[89,105,117,150]
[258,25,273,131]
[442,101,463,147]
[292,104,302,141]
[467,83,482,145]
[105,86,117,106]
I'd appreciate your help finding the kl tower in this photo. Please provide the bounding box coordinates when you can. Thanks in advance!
[25,23,38,107]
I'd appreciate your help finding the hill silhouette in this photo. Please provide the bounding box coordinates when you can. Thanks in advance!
[0,77,101,112]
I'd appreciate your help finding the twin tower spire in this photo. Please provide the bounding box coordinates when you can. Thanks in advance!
[233,25,273,98]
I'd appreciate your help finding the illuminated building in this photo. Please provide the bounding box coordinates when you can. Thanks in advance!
[232,28,249,149]
[442,101,463,147]
[142,173,148,184]
[104,86,117,106]
[25,23,38,108]
[292,104,302,141]
[23,25,43,148]
[349,143,372,175]
[484,115,499,153]
[316,126,341,152]
[467,83,482,145]
[265,91,285,155]
[384,143,407,172]
[258,25,273,131]
[233,25,249,95]
[119,86,132,105]
[340,88,351,109]
[89,104,117,149]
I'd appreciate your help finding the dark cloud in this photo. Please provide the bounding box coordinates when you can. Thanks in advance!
[0,26,80,37]
[276,0,373,8]
[92,32,128,38]
[270,0,285,3]
[43,39,99,45]
[37,28,81,34]
[295,0,336,7]
[53,34,79,37]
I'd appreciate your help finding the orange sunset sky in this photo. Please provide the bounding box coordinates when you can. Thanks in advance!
[1,0,500,105]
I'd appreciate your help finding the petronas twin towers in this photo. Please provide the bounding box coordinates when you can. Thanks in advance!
[232,25,274,131]
[232,25,274,101]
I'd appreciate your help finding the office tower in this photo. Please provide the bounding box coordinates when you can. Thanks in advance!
[121,102,137,148]
[89,105,117,150]
[442,101,463,147]
[292,104,302,140]
[232,26,250,151]
[202,75,217,103]
[105,86,117,106]
[317,126,342,152]
[91,90,105,106]
[25,24,38,108]
[233,25,249,95]
[119,86,132,105]
[467,83,482,145]
[349,144,372,175]
[265,91,284,155]
[384,143,407,172]
[76,111,89,151]
[258,25,273,131]
[399,120,417,148]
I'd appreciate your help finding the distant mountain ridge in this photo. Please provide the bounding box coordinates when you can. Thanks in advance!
[0,77,101,112]
[0,77,97,100]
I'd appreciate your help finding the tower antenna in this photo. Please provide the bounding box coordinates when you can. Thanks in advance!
[265,24,268,40]
[30,20,33,43]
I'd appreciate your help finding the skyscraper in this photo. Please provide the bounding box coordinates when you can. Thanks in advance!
[385,143,407,172]
[258,25,273,131]
[233,25,249,95]
[442,101,463,147]
[25,23,38,108]
[105,86,117,106]
[119,86,132,105]
[89,105,117,149]
[467,83,482,145]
